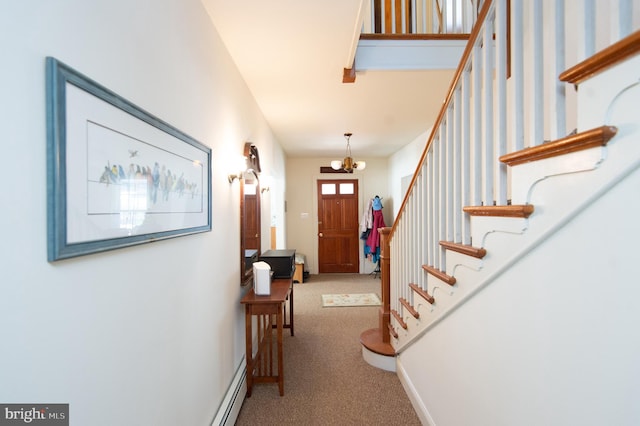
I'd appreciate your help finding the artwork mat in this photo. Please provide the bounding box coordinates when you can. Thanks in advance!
[47,57,212,261]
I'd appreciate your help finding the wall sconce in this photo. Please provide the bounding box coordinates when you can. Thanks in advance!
[260,175,272,193]
[229,143,263,184]
[228,172,243,183]
[228,155,248,183]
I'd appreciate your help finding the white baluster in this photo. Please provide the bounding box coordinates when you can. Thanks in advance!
[482,19,494,204]
[495,0,508,205]
[461,69,471,244]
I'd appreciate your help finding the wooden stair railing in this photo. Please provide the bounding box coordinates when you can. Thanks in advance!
[388,126,621,346]
[379,8,639,356]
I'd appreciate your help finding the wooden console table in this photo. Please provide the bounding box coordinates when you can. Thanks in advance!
[240,278,293,396]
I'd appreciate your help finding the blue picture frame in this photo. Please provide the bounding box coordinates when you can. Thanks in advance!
[46,57,212,261]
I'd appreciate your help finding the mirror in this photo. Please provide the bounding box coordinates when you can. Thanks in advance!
[240,143,262,286]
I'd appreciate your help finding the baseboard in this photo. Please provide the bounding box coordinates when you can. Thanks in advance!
[396,356,436,426]
[210,356,247,426]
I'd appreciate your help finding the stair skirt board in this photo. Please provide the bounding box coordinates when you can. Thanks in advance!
[210,356,247,426]
[361,345,397,372]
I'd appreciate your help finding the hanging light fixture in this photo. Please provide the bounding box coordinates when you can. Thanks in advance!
[330,132,366,172]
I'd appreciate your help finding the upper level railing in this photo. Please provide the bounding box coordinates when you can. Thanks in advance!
[387,0,640,349]
[361,0,481,36]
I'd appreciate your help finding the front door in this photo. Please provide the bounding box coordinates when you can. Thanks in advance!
[317,179,359,273]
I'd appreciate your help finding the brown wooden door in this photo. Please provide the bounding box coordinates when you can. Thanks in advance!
[317,179,359,273]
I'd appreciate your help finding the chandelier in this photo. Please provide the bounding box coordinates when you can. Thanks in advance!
[330,132,366,172]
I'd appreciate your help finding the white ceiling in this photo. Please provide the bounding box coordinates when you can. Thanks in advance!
[202,0,456,159]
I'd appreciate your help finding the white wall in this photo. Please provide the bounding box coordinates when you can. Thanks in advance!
[0,1,284,425]
[263,144,287,250]
[387,130,430,220]
[285,157,389,274]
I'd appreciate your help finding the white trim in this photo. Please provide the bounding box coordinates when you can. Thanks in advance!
[346,0,368,68]
[396,356,436,426]
[312,174,365,274]
[355,39,466,71]
[361,345,396,372]
[210,357,247,426]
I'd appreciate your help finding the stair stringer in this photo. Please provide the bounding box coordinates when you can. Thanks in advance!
[392,218,531,350]
[510,147,606,206]
[390,207,538,344]
[394,143,640,352]
[391,61,640,352]
[577,55,640,133]
[391,279,455,344]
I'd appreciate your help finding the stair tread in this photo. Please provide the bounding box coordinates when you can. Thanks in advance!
[499,126,617,166]
[422,265,457,285]
[463,204,534,218]
[400,298,419,318]
[388,323,398,339]
[360,328,395,356]
[559,30,640,84]
[409,283,435,304]
[439,241,487,258]
[391,309,408,329]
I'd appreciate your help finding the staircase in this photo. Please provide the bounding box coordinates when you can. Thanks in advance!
[389,123,625,352]
[361,0,640,423]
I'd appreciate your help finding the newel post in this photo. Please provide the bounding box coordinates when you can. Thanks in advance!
[359,226,395,360]
[378,227,392,343]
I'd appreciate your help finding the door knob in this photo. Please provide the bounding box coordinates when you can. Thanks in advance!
[319,232,323,237]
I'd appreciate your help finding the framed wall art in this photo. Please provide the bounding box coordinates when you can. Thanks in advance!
[46,57,212,261]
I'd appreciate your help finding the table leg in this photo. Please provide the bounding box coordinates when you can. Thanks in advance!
[245,306,253,397]
[289,284,294,336]
[277,305,284,396]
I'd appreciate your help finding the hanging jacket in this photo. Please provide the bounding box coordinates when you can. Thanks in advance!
[366,209,386,254]
[360,197,373,233]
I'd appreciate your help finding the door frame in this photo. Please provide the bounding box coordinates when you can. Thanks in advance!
[317,178,360,273]
[311,174,365,274]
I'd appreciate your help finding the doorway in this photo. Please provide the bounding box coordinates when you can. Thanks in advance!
[317,179,359,273]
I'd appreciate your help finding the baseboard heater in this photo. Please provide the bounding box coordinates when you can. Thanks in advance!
[210,356,247,426]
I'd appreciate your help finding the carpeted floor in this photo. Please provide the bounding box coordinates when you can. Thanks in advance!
[235,273,421,425]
